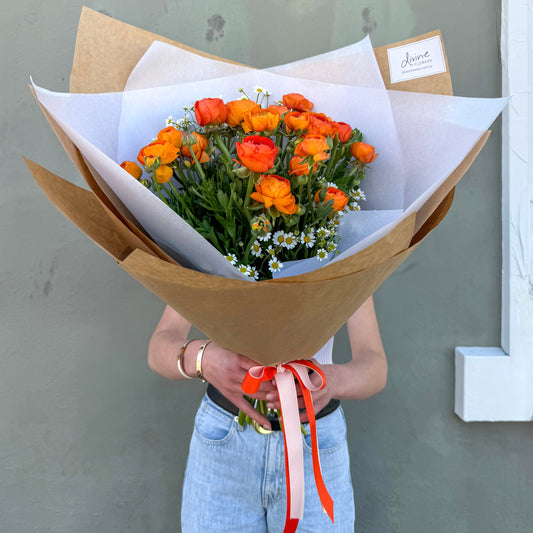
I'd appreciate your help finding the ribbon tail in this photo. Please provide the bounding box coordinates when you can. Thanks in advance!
[276,370,305,522]
[301,386,334,523]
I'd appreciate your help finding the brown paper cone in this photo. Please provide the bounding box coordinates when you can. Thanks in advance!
[27,9,494,364]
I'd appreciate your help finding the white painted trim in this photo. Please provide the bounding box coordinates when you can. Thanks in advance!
[455,0,533,422]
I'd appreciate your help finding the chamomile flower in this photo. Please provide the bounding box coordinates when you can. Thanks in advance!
[316,227,330,239]
[327,242,337,252]
[272,231,287,247]
[349,203,361,211]
[251,241,262,257]
[316,248,328,261]
[266,246,276,256]
[249,266,259,280]
[254,85,265,94]
[165,115,174,126]
[237,264,252,276]
[225,253,237,265]
[301,230,316,248]
[282,232,297,249]
[352,189,366,201]
[268,257,283,273]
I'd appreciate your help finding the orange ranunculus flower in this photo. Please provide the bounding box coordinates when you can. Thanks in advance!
[235,135,278,173]
[181,132,210,163]
[314,187,349,211]
[289,156,315,176]
[330,121,352,143]
[120,161,142,179]
[282,93,314,112]
[350,142,378,163]
[157,126,183,148]
[225,99,260,127]
[266,104,288,116]
[137,141,179,167]
[250,174,297,215]
[194,97,227,126]
[154,165,173,183]
[307,112,334,137]
[283,111,310,133]
[242,108,280,133]
[294,134,330,162]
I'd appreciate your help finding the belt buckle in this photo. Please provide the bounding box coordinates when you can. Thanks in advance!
[252,419,274,435]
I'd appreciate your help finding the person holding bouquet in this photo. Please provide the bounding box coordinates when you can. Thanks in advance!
[148,295,387,532]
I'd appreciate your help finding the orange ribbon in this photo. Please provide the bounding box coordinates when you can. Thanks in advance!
[242,360,334,532]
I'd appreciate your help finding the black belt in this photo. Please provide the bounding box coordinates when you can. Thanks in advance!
[207,383,340,431]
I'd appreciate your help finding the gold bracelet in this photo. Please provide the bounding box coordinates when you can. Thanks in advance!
[196,340,212,382]
[177,339,196,379]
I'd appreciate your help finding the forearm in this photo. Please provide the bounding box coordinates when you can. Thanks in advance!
[323,350,387,401]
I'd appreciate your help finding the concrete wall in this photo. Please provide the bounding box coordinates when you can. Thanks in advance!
[2,1,532,531]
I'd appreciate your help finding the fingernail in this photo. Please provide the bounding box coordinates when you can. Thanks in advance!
[266,392,274,400]
[267,402,274,409]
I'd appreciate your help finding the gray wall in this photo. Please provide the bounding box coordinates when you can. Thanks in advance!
[2,1,532,531]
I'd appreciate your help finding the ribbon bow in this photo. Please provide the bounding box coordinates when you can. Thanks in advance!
[242,360,334,533]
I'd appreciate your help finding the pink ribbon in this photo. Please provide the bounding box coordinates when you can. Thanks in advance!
[242,360,334,533]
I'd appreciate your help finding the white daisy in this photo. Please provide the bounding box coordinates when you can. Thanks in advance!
[251,241,262,257]
[316,227,330,239]
[225,254,237,265]
[165,115,174,126]
[272,231,286,247]
[316,249,328,261]
[348,203,361,211]
[353,189,366,201]
[237,264,252,276]
[266,246,276,256]
[301,230,316,248]
[282,232,297,249]
[327,242,337,252]
[249,266,259,280]
[254,85,265,94]
[268,257,283,273]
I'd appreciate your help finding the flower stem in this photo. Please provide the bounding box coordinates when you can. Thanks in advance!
[213,132,235,176]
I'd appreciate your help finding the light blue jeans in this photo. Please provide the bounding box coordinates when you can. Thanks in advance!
[181,394,355,532]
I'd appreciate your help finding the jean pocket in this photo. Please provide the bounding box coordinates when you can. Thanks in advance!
[193,397,237,445]
[302,406,347,454]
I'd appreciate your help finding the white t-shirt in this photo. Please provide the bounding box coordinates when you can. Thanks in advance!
[312,336,334,365]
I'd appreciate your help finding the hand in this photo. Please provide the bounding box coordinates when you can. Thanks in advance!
[265,361,335,423]
[201,342,277,429]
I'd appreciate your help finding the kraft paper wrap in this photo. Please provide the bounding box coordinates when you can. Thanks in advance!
[27,8,490,365]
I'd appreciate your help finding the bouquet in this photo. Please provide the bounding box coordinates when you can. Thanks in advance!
[26,8,507,531]
[123,88,377,280]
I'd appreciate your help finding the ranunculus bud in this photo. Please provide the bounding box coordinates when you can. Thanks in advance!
[194,98,227,126]
[282,93,314,112]
[314,186,349,211]
[350,142,378,163]
[120,161,142,179]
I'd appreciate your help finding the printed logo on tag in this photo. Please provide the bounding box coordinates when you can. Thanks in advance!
[387,35,446,83]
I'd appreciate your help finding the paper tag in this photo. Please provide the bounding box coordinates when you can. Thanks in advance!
[387,35,446,83]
